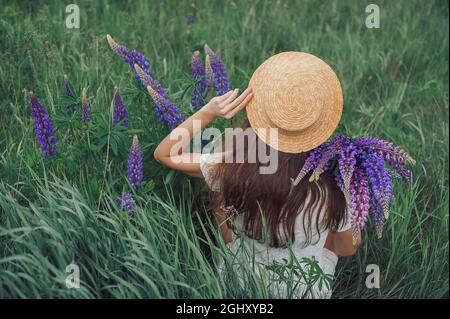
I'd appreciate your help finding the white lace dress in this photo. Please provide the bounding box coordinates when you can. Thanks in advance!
[199,153,351,299]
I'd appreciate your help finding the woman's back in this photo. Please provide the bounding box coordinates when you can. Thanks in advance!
[200,152,350,298]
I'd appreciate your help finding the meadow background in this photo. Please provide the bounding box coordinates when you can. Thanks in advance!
[0,0,448,298]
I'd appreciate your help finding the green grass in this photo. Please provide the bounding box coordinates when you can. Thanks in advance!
[0,0,448,298]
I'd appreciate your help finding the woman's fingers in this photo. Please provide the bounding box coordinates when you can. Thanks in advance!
[222,88,240,104]
[222,88,252,114]
[225,92,253,118]
[216,89,235,102]
[213,87,253,119]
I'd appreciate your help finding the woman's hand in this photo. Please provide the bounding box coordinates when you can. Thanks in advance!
[153,87,253,178]
[203,88,253,120]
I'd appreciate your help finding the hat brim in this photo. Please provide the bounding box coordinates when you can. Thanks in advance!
[246,52,343,153]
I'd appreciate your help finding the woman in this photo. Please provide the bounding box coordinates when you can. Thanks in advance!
[153,52,360,298]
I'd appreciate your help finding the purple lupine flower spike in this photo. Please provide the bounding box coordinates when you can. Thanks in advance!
[28,91,58,158]
[127,135,143,191]
[146,85,185,129]
[348,167,370,244]
[392,165,412,183]
[136,64,185,128]
[117,192,136,216]
[191,51,207,110]
[355,136,415,182]
[63,74,76,113]
[204,44,230,95]
[334,165,350,205]
[107,34,153,80]
[205,53,214,87]
[292,143,328,186]
[186,11,196,25]
[370,197,385,239]
[113,87,129,127]
[81,88,90,124]
[356,137,416,165]
[63,75,74,96]
[359,149,393,220]
[338,142,357,202]
[134,64,169,98]
[310,135,349,181]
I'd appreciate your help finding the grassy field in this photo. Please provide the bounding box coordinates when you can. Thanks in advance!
[0,0,448,298]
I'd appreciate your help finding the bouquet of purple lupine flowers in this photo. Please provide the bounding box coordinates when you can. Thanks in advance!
[293,135,415,243]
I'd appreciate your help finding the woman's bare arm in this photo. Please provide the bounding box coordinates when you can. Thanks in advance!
[325,230,362,257]
[153,87,253,177]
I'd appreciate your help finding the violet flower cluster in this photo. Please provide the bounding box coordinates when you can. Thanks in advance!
[107,34,184,128]
[190,44,231,109]
[145,83,186,129]
[190,51,207,110]
[28,92,58,158]
[293,135,415,243]
[113,87,129,127]
[107,34,153,80]
[127,135,143,191]
[63,74,77,114]
[204,44,230,95]
[116,192,136,216]
[133,64,169,98]
[116,135,143,217]
[134,64,185,128]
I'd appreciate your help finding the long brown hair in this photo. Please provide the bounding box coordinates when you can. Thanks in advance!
[210,121,347,248]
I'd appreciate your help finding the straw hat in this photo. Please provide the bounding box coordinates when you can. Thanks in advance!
[246,52,343,153]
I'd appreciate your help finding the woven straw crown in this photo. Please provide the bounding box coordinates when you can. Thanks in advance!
[247,52,343,153]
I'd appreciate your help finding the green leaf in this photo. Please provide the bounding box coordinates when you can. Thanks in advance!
[164,170,175,185]
[110,138,118,156]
